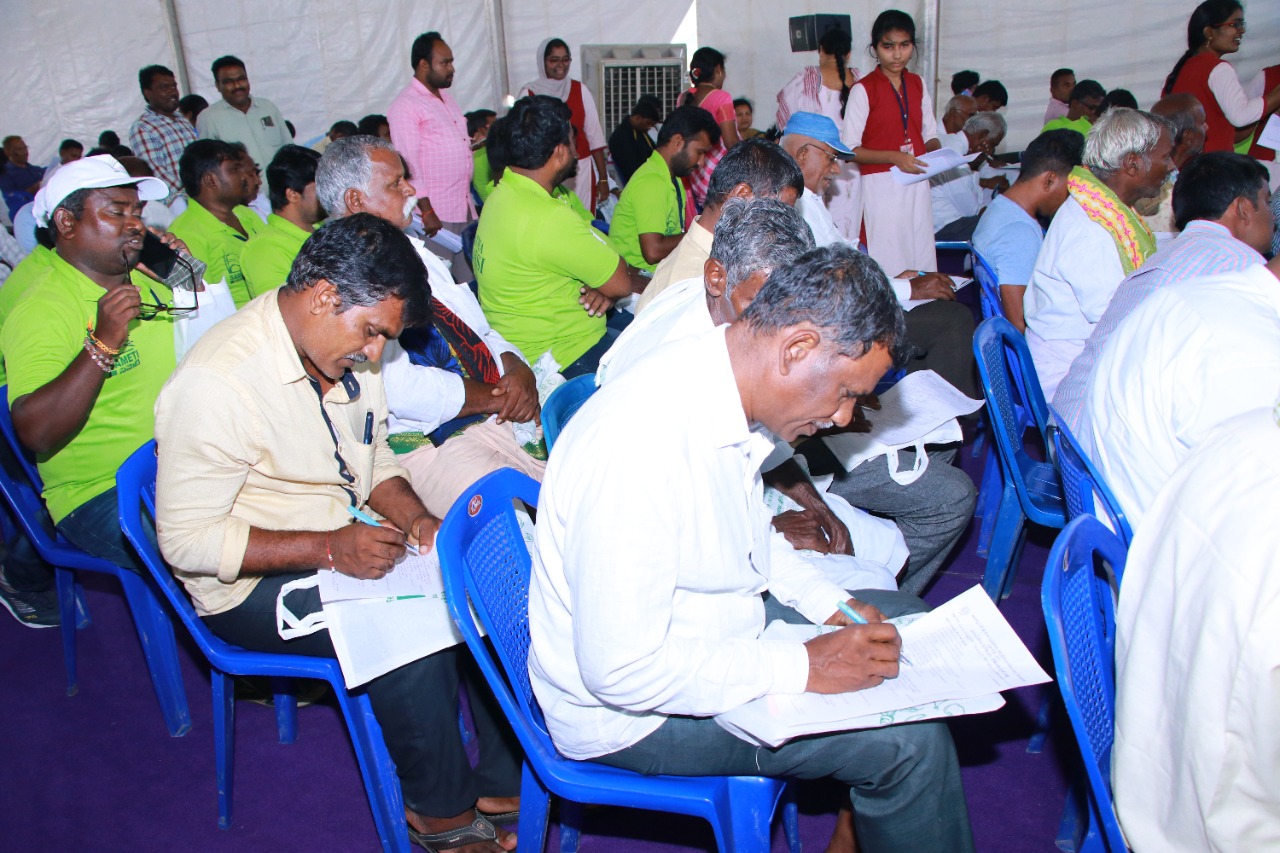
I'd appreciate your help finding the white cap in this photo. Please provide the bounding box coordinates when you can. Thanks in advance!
[32,154,168,226]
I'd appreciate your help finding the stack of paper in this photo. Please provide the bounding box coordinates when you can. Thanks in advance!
[715,585,1051,746]
[890,148,980,185]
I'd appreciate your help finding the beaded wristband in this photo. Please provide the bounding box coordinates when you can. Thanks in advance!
[85,322,121,356]
[82,337,116,373]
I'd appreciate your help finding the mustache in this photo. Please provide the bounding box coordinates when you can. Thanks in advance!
[345,352,369,364]
[404,195,419,221]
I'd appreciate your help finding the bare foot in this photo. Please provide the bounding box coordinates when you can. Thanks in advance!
[476,795,520,816]
[406,807,517,852]
[823,807,857,853]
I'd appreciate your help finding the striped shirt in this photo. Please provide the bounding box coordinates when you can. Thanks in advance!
[387,78,474,222]
[1054,220,1265,437]
[129,106,198,201]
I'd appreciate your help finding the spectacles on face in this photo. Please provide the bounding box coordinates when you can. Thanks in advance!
[1216,19,1246,32]
[547,55,572,65]
[800,144,840,167]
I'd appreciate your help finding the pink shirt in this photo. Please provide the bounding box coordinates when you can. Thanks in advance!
[388,77,475,222]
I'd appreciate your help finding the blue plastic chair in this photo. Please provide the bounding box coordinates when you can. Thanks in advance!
[972,318,1066,600]
[1049,412,1133,548]
[967,251,1004,531]
[934,239,971,254]
[972,251,1005,322]
[542,374,599,452]
[437,469,801,853]
[0,390,190,734]
[1041,515,1130,852]
[116,443,410,851]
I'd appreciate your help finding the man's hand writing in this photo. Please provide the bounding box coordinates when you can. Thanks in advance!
[329,522,407,578]
[909,272,957,301]
[824,598,886,627]
[804,624,901,693]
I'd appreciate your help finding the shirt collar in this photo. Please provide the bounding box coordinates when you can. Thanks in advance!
[698,326,760,453]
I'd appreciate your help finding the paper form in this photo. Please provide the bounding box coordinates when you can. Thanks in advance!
[714,586,1049,746]
[890,148,980,185]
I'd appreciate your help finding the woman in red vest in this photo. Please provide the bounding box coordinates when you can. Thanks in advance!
[1163,0,1280,153]
[843,9,941,278]
[520,38,609,214]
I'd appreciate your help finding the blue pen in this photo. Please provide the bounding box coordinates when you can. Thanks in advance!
[837,600,912,665]
[346,505,420,556]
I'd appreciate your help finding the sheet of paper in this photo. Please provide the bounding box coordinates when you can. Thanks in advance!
[318,551,446,603]
[890,148,980,185]
[429,228,464,254]
[822,370,983,471]
[1257,114,1280,150]
[714,586,1049,746]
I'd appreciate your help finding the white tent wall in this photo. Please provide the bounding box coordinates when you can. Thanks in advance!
[695,1,935,131]
[936,0,1280,151]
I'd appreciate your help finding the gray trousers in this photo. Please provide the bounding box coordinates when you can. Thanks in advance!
[823,447,977,597]
[595,589,975,853]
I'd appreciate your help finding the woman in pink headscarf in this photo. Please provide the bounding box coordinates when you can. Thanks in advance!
[519,37,609,213]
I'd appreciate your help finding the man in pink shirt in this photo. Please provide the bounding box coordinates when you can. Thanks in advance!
[388,31,475,280]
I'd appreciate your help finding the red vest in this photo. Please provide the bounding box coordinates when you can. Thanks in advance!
[1247,64,1280,160]
[565,80,592,161]
[855,68,925,175]
[1171,53,1235,153]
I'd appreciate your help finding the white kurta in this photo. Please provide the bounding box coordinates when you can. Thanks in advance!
[843,83,938,276]
[1022,197,1125,399]
[1085,263,1280,528]
[1114,406,1280,853]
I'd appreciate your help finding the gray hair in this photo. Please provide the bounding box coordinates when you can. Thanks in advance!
[943,96,971,114]
[1084,107,1164,179]
[315,134,398,217]
[963,111,1006,142]
[710,197,816,293]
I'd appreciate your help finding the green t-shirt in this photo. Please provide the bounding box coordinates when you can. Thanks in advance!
[1040,116,1093,138]
[1,254,177,522]
[472,147,493,202]
[474,171,621,367]
[552,185,595,224]
[168,200,264,308]
[240,213,311,300]
[609,150,683,272]
[0,246,54,385]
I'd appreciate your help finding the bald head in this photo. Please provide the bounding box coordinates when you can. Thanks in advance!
[1151,93,1207,168]
[943,95,977,134]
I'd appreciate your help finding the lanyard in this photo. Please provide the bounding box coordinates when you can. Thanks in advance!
[887,76,911,142]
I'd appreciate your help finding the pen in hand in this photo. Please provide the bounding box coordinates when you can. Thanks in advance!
[346,504,420,556]
[836,600,912,665]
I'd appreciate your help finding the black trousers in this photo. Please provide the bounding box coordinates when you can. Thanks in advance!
[203,572,523,817]
[902,299,979,400]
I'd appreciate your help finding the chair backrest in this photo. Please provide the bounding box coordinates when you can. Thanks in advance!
[1041,514,1129,852]
[972,251,1005,322]
[0,385,44,489]
[542,374,598,452]
[116,442,230,658]
[437,469,550,743]
[973,317,1055,477]
[1050,413,1133,547]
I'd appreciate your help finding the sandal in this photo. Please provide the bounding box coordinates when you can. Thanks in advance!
[478,808,519,825]
[407,811,501,852]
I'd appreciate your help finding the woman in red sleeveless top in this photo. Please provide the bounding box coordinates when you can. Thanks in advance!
[842,9,941,277]
[520,38,609,214]
[1163,0,1280,153]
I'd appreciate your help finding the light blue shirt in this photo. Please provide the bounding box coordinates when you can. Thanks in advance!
[971,194,1042,286]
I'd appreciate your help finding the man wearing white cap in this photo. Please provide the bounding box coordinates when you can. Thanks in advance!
[0,155,184,572]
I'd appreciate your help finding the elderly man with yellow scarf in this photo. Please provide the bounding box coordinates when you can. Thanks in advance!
[1022,107,1174,399]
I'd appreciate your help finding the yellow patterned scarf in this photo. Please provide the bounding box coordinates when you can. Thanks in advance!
[1066,166,1157,275]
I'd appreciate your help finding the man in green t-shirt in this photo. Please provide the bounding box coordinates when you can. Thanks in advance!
[2,155,176,585]
[474,95,648,377]
[1041,79,1105,138]
[241,144,322,299]
[609,105,719,272]
[168,138,264,308]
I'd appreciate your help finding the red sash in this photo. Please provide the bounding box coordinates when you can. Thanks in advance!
[855,68,925,176]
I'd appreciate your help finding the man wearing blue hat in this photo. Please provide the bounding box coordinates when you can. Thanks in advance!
[781,113,978,597]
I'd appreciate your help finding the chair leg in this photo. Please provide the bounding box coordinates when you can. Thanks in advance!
[517,762,552,853]
[212,669,235,829]
[55,567,78,696]
[782,788,802,853]
[975,448,1002,558]
[272,676,299,744]
[334,690,410,853]
[712,777,784,853]
[118,570,192,737]
[1027,691,1053,754]
[558,800,583,853]
[982,489,1026,601]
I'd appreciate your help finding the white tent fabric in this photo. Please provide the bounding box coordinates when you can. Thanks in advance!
[2,0,1277,165]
